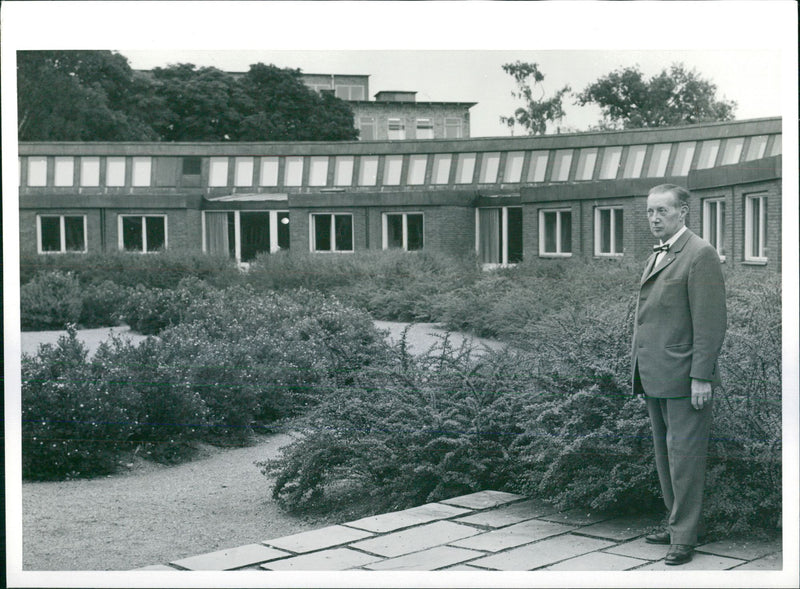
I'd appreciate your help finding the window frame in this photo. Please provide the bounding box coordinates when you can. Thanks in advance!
[80,157,101,187]
[477,206,524,266]
[54,156,75,187]
[538,208,572,258]
[382,212,425,251]
[594,206,624,257]
[117,214,168,253]
[202,210,290,263]
[234,157,255,187]
[444,117,462,139]
[575,147,598,181]
[28,156,48,187]
[744,193,768,262]
[503,151,525,183]
[702,197,727,261]
[309,213,355,253]
[36,214,87,254]
[131,156,153,187]
[415,118,434,140]
[387,118,406,140]
[106,157,126,187]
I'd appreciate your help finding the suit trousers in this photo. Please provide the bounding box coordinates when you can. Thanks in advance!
[645,395,713,546]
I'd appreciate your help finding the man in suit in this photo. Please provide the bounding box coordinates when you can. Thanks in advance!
[632,184,727,565]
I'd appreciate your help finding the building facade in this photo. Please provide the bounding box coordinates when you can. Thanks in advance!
[19,117,782,272]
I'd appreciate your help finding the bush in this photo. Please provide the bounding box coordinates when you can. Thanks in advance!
[20,271,83,330]
[79,280,128,328]
[121,276,215,335]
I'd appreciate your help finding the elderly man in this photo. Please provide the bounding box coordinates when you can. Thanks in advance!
[632,184,727,565]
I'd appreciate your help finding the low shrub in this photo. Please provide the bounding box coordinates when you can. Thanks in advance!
[79,280,128,328]
[20,271,83,330]
[121,276,215,335]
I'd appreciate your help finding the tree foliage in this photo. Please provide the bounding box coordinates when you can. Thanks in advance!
[576,63,737,130]
[500,61,571,135]
[18,51,358,141]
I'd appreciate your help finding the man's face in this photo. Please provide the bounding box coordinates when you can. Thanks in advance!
[647,190,686,242]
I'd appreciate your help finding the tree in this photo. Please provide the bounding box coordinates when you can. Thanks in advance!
[500,61,571,135]
[576,63,737,130]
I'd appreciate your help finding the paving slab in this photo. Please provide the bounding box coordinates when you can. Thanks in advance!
[343,502,469,533]
[365,546,486,571]
[170,544,290,570]
[449,519,575,552]
[351,521,480,558]
[636,552,746,570]
[260,548,382,571]
[455,499,557,528]
[732,552,783,570]
[696,538,781,561]
[469,533,615,570]
[441,490,524,510]
[542,551,647,571]
[575,514,662,541]
[539,508,615,526]
[131,564,179,571]
[603,537,673,561]
[264,525,374,553]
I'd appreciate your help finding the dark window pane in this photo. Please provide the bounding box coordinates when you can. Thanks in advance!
[277,212,290,250]
[507,208,523,262]
[544,212,557,253]
[64,216,84,251]
[40,217,61,252]
[407,214,424,251]
[314,215,332,251]
[227,213,236,257]
[718,202,726,255]
[386,215,403,249]
[240,212,271,262]
[122,217,143,251]
[614,209,624,254]
[183,157,202,175]
[600,209,611,253]
[762,199,767,252]
[145,217,165,251]
[334,215,353,251]
[561,212,572,253]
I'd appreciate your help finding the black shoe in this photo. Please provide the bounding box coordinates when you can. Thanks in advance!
[665,544,694,565]
[644,530,670,545]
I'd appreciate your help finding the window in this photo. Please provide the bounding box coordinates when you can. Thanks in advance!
[284,156,304,186]
[416,119,434,140]
[745,136,769,161]
[696,140,721,170]
[623,145,647,178]
[671,142,696,176]
[182,156,202,176]
[444,118,462,139]
[260,157,279,186]
[575,148,598,181]
[204,210,290,262]
[119,215,166,252]
[334,156,354,186]
[703,198,726,259]
[383,213,424,251]
[595,207,624,256]
[478,207,523,265]
[106,157,126,187]
[37,215,86,253]
[721,137,744,165]
[745,194,768,262]
[647,144,671,177]
[538,209,571,256]
[431,154,452,184]
[28,156,48,186]
[335,85,365,100]
[455,153,476,184]
[503,152,525,183]
[383,155,403,185]
[479,152,500,183]
[388,118,406,140]
[769,134,782,156]
[551,149,573,182]
[80,157,100,187]
[598,147,622,180]
[154,157,180,187]
[308,156,329,186]
[209,157,229,187]
[132,157,152,187]
[527,151,549,182]
[234,157,254,187]
[54,157,74,186]
[359,156,379,186]
[311,214,353,252]
[407,155,427,185]
[359,117,376,141]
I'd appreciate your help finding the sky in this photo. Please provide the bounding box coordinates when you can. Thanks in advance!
[121,49,783,138]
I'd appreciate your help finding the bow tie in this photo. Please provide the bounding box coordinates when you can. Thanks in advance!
[653,244,670,253]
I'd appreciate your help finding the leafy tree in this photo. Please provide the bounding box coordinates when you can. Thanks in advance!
[500,61,571,135]
[576,63,737,129]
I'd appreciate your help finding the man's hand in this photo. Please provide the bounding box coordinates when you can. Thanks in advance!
[691,379,713,410]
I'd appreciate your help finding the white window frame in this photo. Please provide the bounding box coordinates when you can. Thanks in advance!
[745,136,769,161]
[54,156,74,186]
[334,156,354,186]
[284,156,304,186]
[702,198,726,261]
[309,213,354,253]
[721,137,745,165]
[36,215,87,254]
[106,157,126,187]
[575,148,598,181]
[594,207,624,257]
[80,157,101,187]
[504,151,525,183]
[382,212,424,251]
[234,157,254,187]
[131,157,153,187]
[696,140,721,170]
[527,151,549,182]
[538,209,572,257]
[647,144,672,177]
[475,206,523,267]
[478,152,501,183]
[598,147,623,180]
[260,157,280,186]
[308,156,330,186]
[551,149,573,182]
[406,155,427,185]
[117,215,168,253]
[358,156,379,186]
[201,210,289,263]
[623,145,647,179]
[28,156,48,186]
[671,141,696,176]
[744,194,768,262]
[431,154,452,184]
[455,153,476,184]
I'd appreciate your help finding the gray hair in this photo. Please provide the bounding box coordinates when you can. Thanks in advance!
[649,184,690,208]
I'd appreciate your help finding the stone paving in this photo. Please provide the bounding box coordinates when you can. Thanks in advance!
[133,490,782,572]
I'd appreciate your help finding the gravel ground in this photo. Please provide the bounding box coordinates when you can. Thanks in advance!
[19,322,504,571]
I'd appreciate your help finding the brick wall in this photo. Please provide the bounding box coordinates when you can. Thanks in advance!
[352,103,472,140]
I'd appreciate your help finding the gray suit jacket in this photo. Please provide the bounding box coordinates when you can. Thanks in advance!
[632,228,727,397]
